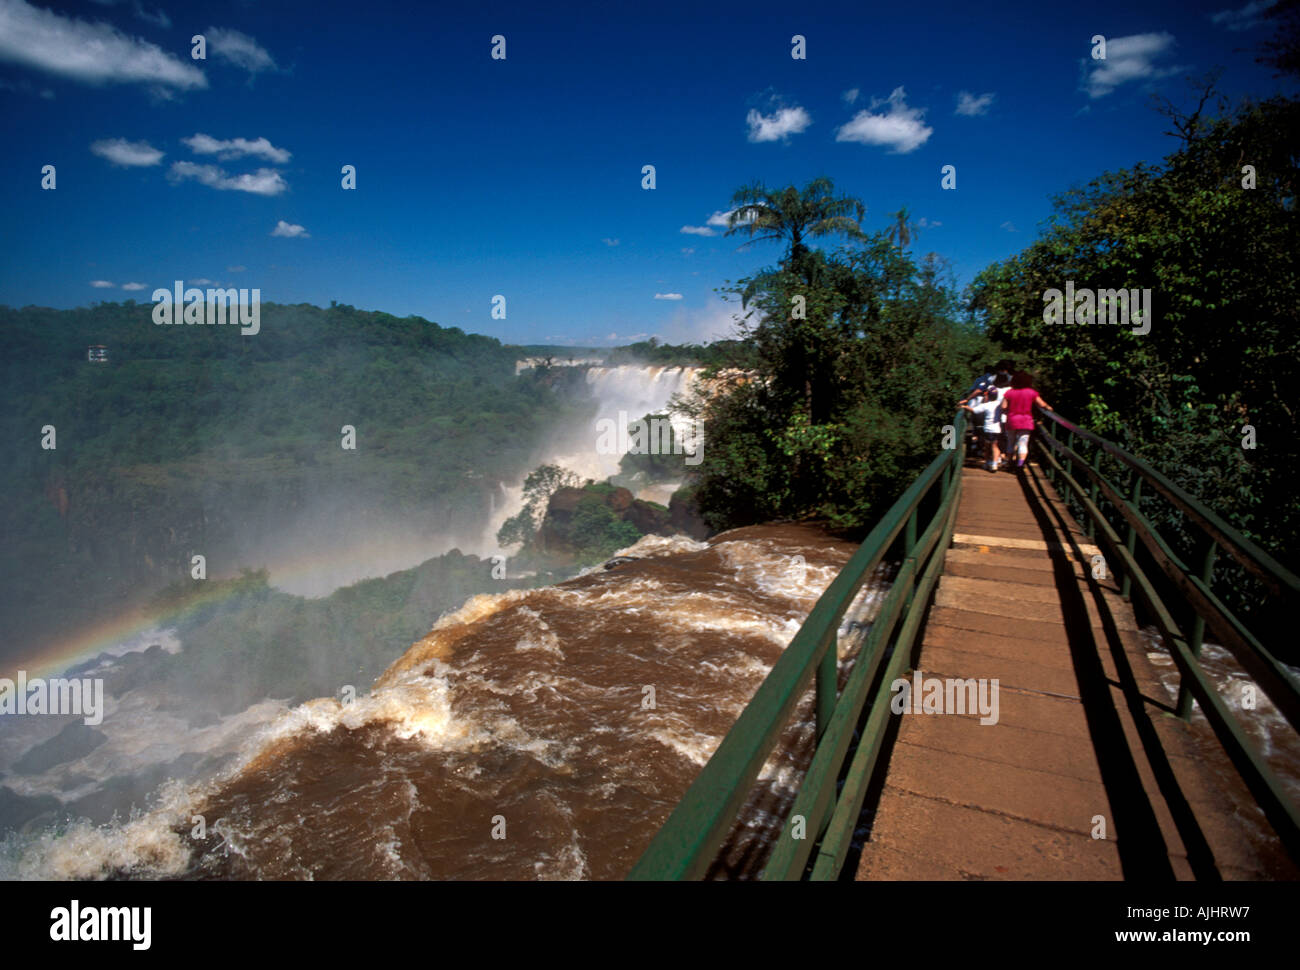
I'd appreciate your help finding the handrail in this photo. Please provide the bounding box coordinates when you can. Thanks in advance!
[1037,410,1300,598]
[1034,408,1300,859]
[626,412,967,880]
[628,402,1300,876]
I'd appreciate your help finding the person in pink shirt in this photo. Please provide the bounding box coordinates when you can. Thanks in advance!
[1000,371,1053,470]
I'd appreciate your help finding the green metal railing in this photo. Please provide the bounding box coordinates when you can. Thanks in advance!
[1035,408,1300,860]
[627,413,968,880]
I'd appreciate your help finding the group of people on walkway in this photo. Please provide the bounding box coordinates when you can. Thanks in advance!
[958,360,1054,473]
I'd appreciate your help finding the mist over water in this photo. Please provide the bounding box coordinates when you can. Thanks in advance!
[477,364,705,556]
[1,525,890,880]
[0,361,748,879]
[247,363,706,591]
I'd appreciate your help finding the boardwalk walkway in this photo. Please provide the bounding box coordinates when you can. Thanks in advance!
[854,457,1296,880]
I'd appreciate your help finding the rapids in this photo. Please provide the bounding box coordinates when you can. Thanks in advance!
[3,524,891,880]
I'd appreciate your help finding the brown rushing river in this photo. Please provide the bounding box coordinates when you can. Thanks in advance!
[40,523,884,880]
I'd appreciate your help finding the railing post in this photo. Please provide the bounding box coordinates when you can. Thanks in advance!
[1086,446,1102,539]
[947,414,962,490]
[1064,428,1075,505]
[1176,538,1218,718]
[815,638,837,740]
[903,507,919,610]
[1121,475,1142,600]
[1044,422,1056,488]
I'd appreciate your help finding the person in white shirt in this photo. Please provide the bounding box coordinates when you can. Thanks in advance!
[961,374,1010,471]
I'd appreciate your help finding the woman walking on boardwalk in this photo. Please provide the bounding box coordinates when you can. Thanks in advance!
[1001,371,1053,470]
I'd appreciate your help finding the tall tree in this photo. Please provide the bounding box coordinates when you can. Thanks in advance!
[966,93,1300,621]
[726,176,867,287]
[697,237,988,530]
[885,206,919,250]
[721,178,869,424]
[1256,0,1300,79]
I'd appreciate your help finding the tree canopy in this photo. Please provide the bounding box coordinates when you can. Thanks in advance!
[966,93,1300,574]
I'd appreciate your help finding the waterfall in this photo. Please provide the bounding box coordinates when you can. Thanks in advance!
[474,364,707,555]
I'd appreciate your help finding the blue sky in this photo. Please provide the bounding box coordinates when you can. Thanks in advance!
[0,0,1292,346]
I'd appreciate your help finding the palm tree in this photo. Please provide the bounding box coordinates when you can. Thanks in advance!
[725,176,867,283]
[724,178,867,433]
[886,207,919,250]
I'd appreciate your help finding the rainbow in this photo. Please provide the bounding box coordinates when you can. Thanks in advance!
[6,535,490,682]
[7,579,236,682]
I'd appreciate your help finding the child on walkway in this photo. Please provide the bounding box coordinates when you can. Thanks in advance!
[961,374,1010,471]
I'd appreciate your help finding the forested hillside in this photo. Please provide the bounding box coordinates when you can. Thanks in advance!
[0,301,588,650]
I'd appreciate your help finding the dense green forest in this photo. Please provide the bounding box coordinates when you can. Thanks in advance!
[0,301,590,650]
[967,92,1299,575]
[685,178,994,530]
[603,338,760,369]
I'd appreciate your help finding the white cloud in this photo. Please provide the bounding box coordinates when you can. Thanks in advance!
[917,217,942,229]
[0,0,206,91]
[90,137,163,167]
[842,87,860,105]
[89,279,115,288]
[1083,33,1181,99]
[835,87,933,153]
[190,277,215,285]
[660,299,745,344]
[1000,221,1017,232]
[1210,0,1277,31]
[955,91,995,116]
[182,133,291,163]
[205,26,277,74]
[227,265,246,273]
[121,281,147,290]
[681,247,695,255]
[89,0,171,29]
[707,209,750,227]
[168,161,286,195]
[271,220,309,238]
[654,293,683,300]
[683,207,754,236]
[601,237,620,247]
[746,104,812,142]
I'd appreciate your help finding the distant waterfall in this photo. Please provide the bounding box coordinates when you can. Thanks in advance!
[474,364,707,555]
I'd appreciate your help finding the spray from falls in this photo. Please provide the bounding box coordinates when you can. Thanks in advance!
[1,524,890,880]
[475,364,708,557]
